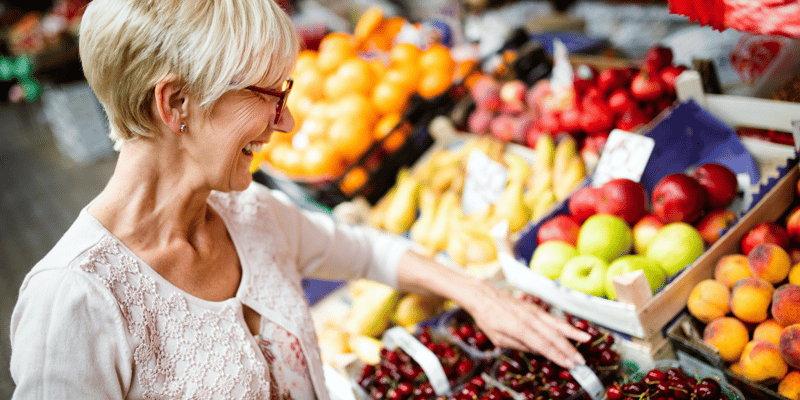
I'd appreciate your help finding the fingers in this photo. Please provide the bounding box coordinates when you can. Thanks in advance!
[540,311,592,343]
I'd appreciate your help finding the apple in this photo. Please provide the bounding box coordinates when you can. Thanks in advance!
[607,88,636,116]
[529,240,578,280]
[499,80,527,114]
[597,68,630,94]
[558,254,609,297]
[572,64,598,98]
[695,209,737,246]
[786,206,800,245]
[633,214,664,255]
[597,178,647,225]
[576,214,632,262]
[568,186,601,224]
[537,215,581,245]
[660,64,687,95]
[604,255,667,300]
[644,45,674,73]
[645,222,705,277]
[652,173,707,223]
[692,163,739,209]
[741,221,790,255]
[630,70,665,102]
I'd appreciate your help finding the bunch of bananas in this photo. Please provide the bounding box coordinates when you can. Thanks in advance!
[368,131,587,268]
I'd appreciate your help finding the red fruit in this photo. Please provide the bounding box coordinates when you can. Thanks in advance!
[538,111,561,134]
[525,126,548,149]
[616,106,650,132]
[787,206,800,245]
[467,108,494,134]
[740,222,790,255]
[695,208,737,246]
[597,178,647,225]
[537,215,581,245]
[660,64,687,95]
[692,163,739,209]
[607,88,636,116]
[644,45,674,73]
[510,114,535,143]
[470,76,502,112]
[631,70,666,102]
[597,68,630,94]
[490,115,515,141]
[568,186,601,223]
[558,106,581,134]
[573,64,598,98]
[651,173,707,223]
[580,97,614,134]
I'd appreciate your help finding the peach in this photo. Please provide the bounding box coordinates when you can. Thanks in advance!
[714,254,752,288]
[748,243,791,284]
[779,370,800,400]
[754,319,786,346]
[688,279,731,323]
[729,362,743,375]
[739,339,789,382]
[772,284,800,327]
[703,317,750,362]
[790,263,800,285]
[730,277,775,323]
[780,324,800,370]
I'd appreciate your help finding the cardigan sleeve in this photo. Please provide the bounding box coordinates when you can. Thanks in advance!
[263,187,414,288]
[10,268,133,399]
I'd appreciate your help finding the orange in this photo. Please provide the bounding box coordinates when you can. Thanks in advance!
[339,166,369,195]
[454,59,478,82]
[419,44,455,75]
[286,92,314,123]
[374,112,402,140]
[292,67,326,100]
[335,93,378,126]
[383,66,420,94]
[382,125,410,153]
[378,16,405,42]
[298,118,329,143]
[327,117,374,164]
[302,141,346,178]
[418,69,452,99]
[316,32,356,75]
[368,58,388,80]
[371,80,411,116]
[390,42,421,68]
[268,142,304,177]
[334,57,376,96]
[323,72,353,100]
[354,7,384,43]
[294,50,318,74]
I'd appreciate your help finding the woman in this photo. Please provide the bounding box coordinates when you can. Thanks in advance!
[9,0,589,398]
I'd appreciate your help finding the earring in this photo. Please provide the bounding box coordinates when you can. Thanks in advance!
[179,123,186,132]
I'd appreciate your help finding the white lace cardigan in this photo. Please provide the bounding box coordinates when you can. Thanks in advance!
[10,182,413,399]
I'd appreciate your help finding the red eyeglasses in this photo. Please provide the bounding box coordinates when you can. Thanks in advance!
[245,78,293,124]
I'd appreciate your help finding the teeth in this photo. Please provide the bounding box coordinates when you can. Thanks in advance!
[243,142,264,154]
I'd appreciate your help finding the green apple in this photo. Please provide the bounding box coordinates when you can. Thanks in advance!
[645,222,705,277]
[604,255,667,300]
[558,254,608,298]
[530,241,578,280]
[576,214,632,262]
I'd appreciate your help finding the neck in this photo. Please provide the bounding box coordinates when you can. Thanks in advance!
[89,135,213,248]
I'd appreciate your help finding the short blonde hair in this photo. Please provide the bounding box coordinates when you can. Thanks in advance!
[79,0,299,147]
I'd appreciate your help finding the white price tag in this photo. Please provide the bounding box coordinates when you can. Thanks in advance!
[570,364,605,400]
[382,327,451,395]
[592,129,656,187]
[323,364,358,400]
[792,120,800,152]
[462,149,508,215]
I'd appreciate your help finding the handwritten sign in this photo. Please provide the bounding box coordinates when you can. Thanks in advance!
[462,149,509,215]
[592,129,656,187]
[383,327,451,395]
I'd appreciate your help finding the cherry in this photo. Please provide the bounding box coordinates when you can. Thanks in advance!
[397,382,412,396]
[606,384,624,400]
[645,368,667,384]
[623,382,645,395]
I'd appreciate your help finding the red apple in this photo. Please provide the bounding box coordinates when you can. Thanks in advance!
[633,214,664,254]
[489,115,515,141]
[573,64,598,98]
[537,215,581,245]
[695,209,737,246]
[692,163,739,209]
[644,45,674,73]
[607,88,636,116]
[785,206,800,244]
[659,64,687,95]
[597,68,630,94]
[651,173,707,223]
[580,96,614,134]
[740,221,790,255]
[499,80,527,114]
[558,106,581,134]
[569,186,602,224]
[597,178,647,225]
[616,106,650,132]
[631,70,666,102]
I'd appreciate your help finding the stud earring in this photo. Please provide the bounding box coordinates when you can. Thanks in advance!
[179,123,186,132]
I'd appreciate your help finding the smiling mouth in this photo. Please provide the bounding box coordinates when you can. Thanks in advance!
[242,142,264,156]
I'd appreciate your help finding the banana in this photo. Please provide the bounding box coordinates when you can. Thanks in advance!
[427,190,459,255]
[382,169,420,235]
[345,282,398,337]
[553,136,577,175]
[553,155,586,201]
[526,171,553,201]
[531,189,557,220]
[409,188,439,249]
[392,293,445,329]
[504,152,532,184]
[533,134,555,173]
[492,179,530,234]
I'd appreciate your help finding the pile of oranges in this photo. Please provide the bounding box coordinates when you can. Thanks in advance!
[251,7,464,195]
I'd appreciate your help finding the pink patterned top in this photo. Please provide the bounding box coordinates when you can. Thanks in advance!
[10,182,412,399]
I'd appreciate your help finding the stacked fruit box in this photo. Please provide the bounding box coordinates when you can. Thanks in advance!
[665,160,800,400]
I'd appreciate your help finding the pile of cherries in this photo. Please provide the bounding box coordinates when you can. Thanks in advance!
[437,376,515,400]
[357,326,478,400]
[606,367,732,400]
[566,314,621,369]
[446,313,498,354]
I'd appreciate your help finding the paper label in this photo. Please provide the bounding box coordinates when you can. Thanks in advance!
[462,149,508,215]
[570,364,605,400]
[676,350,728,385]
[383,327,451,395]
[592,129,656,187]
[792,120,800,152]
[322,364,358,400]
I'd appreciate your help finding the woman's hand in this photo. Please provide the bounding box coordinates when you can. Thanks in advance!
[396,250,591,370]
[460,281,591,370]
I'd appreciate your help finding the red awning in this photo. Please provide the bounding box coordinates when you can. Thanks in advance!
[668,0,800,38]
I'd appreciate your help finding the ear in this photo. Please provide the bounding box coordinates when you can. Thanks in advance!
[153,75,188,133]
